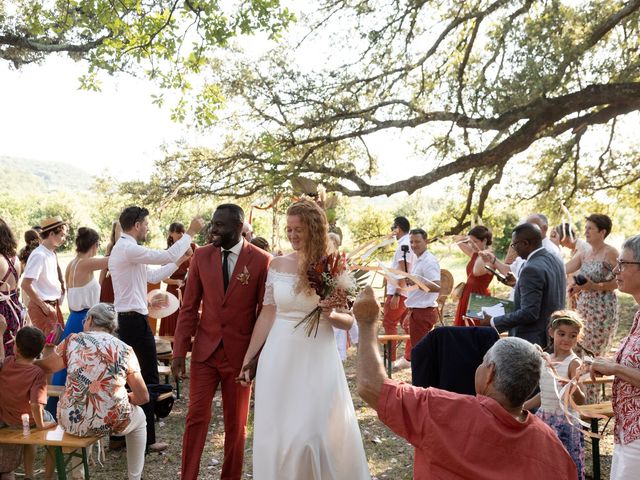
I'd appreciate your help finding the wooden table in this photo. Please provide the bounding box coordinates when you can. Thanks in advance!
[582,375,615,385]
[578,401,614,480]
[47,385,65,397]
[377,334,410,378]
[155,335,175,343]
[0,427,102,480]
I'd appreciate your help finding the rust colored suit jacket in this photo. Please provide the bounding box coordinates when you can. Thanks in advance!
[173,240,271,370]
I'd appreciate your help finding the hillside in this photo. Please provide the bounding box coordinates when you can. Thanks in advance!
[0,156,93,194]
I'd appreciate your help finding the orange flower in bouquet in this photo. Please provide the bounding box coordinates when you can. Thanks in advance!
[295,252,358,337]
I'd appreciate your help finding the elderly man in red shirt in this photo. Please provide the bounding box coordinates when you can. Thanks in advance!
[353,286,578,480]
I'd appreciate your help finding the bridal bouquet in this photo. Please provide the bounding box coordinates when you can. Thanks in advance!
[295,252,360,337]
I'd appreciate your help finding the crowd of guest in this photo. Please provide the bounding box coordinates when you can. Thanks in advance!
[379,211,637,479]
[0,205,637,480]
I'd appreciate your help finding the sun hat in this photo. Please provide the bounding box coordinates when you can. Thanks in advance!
[147,289,180,319]
[40,216,67,233]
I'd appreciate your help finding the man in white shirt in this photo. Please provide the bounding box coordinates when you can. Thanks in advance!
[526,213,564,262]
[242,221,253,242]
[109,206,204,452]
[405,229,441,350]
[383,216,413,369]
[22,216,68,336]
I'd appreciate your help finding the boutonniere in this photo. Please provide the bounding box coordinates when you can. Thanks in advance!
[236,266,250,285]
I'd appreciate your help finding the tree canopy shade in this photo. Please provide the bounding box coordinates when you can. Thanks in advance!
[126,0,639,232]
[0,0,294,120]
[3,1,639,233]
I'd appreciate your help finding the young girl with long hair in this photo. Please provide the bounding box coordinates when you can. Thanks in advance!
[524,310,586,479]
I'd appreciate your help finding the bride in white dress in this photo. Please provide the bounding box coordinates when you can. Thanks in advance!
[239,199,370,480]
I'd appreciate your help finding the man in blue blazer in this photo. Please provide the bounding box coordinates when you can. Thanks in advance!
[481,223,566,347]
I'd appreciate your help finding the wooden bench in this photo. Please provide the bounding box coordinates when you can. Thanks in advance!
[377,334,410,378]
[0,427,102,480]
[156,364,182,399]
[47,385,65,397]
[156,354,189,399]
[578,401,614,480]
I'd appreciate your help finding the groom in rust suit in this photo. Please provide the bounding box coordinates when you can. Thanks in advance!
[172,204,271,480]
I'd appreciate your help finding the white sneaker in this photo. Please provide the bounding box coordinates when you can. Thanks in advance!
[392,357,411,371]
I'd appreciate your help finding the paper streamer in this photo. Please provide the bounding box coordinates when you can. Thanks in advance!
[351,263,439,294]
[560,204,575,242]
[538,350,607,439]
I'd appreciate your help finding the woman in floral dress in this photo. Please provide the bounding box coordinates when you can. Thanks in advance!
[37,303,149,480]
[590,234,640,479]
[567,214,618,402]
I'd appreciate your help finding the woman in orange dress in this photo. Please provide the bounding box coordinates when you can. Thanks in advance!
[158,222,197,336]
[454,225,494,326]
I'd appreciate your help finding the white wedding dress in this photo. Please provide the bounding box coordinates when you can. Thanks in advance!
[253,269,371,479]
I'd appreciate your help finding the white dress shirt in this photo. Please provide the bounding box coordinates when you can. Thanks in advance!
[386,234,413,296]
[108,232,192,314]
[542,237,564,262]
[405,250,440,308]
[222,239,244,279]
[22,244,61,300]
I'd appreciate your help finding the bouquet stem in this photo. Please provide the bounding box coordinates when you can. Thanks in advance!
[295,306,323,338]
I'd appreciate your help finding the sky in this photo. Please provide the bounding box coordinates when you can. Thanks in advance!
[0,55,421,187]
[0,58,196,180]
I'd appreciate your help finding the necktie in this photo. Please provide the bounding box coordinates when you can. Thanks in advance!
[222,250,231,292]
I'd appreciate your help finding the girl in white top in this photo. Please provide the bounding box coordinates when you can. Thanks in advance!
[524,310,586,479]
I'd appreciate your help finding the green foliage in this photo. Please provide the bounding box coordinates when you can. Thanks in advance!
[118,0,639,235]
[481,211,521,258]
[1,0,295,125]
[0,192,93,251]
[347,205,391,246]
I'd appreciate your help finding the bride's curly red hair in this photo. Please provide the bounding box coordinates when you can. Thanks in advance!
[287,198,329,294]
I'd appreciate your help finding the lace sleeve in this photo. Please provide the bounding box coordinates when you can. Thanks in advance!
[263,269,276,306]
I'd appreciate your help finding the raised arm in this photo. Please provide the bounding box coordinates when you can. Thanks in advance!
[354,286,387,410]
[472,251,492,277]
[80,257,110,272]
[455,235,475,257]
[35,348,65,373]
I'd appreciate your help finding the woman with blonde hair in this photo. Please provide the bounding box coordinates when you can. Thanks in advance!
[240,198,370,479]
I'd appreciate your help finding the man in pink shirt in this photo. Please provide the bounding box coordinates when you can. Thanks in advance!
[353,286,578,480]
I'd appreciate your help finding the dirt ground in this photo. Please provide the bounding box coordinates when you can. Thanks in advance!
[29,296,636,479]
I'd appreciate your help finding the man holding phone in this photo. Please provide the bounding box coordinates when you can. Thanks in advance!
[405,229,441,348]
[384,216,413,370]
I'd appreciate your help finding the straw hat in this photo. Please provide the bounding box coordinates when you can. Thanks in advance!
[147,289,180,319]
[40,216,67,233]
